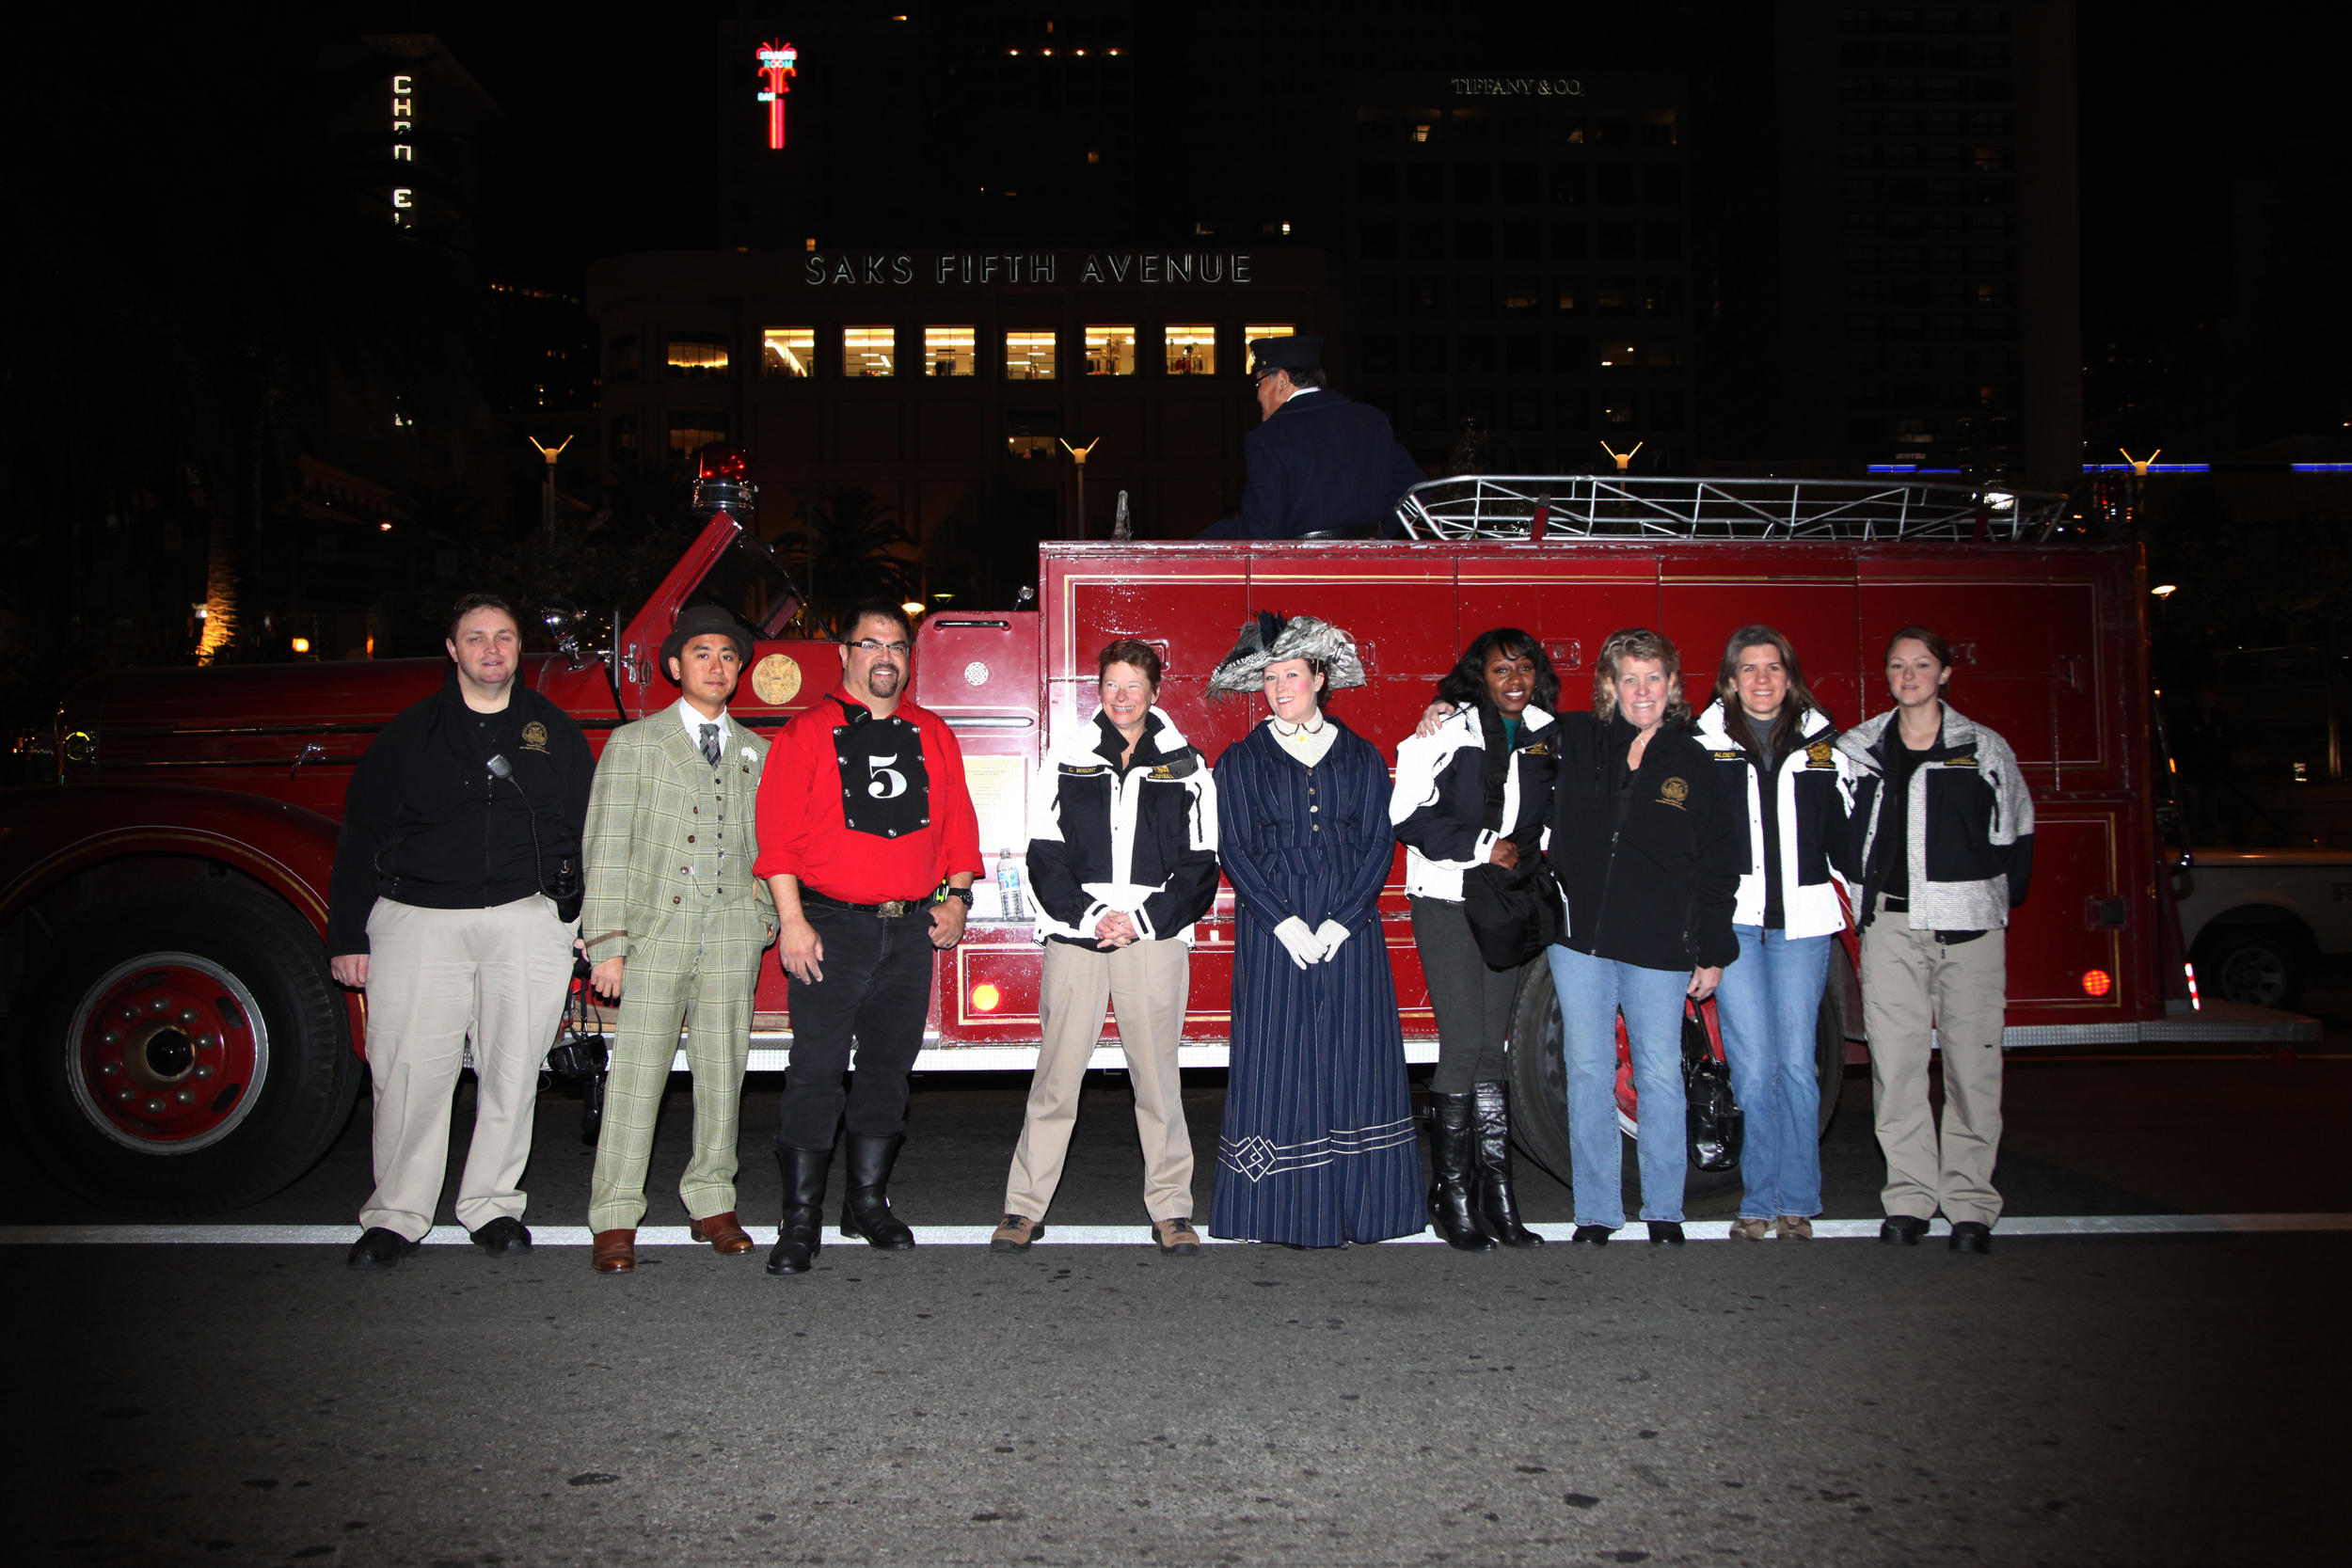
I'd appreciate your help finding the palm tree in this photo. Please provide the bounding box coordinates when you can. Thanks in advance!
[784,489,917,635]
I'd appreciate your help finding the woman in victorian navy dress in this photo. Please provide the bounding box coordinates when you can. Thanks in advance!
[1207,613,1422,1248]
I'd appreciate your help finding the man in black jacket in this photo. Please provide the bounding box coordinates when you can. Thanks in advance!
[1196,336,1424,539]
[326,594,594,1271]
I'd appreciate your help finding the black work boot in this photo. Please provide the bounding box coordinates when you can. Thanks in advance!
[1471,1080,1546,1247]
[839,1132,917,1250]
[1426,1093,1498,1251]
[766,1143,832,1276]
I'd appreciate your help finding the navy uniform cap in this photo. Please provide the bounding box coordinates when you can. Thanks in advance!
[1249,334,1325,375]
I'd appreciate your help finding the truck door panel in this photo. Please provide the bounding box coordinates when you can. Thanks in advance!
[1659,562,1861,724]
[2001,812,2131,1013]
[1050,555,1251,759]
[1860,572,2055,768]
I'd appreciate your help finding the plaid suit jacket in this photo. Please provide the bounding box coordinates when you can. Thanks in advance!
[581,711,775,961]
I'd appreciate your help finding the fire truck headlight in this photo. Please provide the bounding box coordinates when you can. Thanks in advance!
[970,983,1002,1013]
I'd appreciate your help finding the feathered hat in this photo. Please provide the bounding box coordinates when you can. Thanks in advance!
[1207,611,1367,698]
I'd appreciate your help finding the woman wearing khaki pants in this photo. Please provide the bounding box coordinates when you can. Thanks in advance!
[993,640,1222,1256]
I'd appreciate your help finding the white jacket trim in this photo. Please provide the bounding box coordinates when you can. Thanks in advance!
[1391,704,1556,902]
[1027,710,1216,946]
[1693,702,1855,939]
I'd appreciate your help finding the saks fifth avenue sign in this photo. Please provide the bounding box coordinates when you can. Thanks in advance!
[803,251,1258,287]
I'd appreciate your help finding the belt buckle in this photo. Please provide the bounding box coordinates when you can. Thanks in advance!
[875,899,907,918]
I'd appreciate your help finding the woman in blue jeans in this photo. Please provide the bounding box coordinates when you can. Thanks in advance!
[1693,626,1856,1243]
[1544,628,1743,1245]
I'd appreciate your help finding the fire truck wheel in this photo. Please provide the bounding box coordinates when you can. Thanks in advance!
[1503,961,1745,1208]
[13,881,361,1216]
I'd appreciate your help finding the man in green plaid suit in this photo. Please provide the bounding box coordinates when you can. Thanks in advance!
[580,605,779,1273]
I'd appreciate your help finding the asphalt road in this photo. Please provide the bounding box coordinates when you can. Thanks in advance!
[8,1049,2347,1567]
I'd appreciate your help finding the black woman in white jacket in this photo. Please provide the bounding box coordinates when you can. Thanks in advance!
[1391,629,1560,1250]
[1693,626,1857,1244]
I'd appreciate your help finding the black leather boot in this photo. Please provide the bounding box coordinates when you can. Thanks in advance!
[1471,1080,1546,1246]
[765,1143,832,1276]
[839,1132,917,1250]
[1426,1093,1497,1252]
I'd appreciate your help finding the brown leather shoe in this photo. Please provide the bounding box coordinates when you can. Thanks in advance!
[591,1228,636,1274]
[990,1213,1042,1252]
[690,1212,755,1255]
[1152,1216,1202,1257]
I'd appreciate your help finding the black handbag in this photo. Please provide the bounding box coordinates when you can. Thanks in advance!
[1681,999,1743,1171]
[1461,855,1561,970]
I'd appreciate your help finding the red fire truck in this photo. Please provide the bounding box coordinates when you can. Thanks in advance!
[1,460,2313,1214]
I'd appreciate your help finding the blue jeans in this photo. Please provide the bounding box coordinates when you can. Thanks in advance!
[1545,943,1689,1227]
[1711,926,1833,1220]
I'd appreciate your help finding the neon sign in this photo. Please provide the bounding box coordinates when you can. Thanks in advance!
[390,71,414,225]
[756,41,798,149]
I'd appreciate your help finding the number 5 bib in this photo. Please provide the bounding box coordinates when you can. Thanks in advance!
[834,711,933,839]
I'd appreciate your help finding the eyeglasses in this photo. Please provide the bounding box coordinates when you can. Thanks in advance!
[846,638,913,655]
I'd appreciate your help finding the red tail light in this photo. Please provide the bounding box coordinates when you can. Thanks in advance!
[696,444,750,481]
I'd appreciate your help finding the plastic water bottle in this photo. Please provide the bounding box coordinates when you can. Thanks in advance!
[996,848,1026,922]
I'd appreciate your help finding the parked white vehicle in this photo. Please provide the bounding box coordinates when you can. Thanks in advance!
[2174,849,2352,1007]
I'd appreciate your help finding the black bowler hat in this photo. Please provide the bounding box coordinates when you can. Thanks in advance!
[661,603,755,678]
[1249,334,1325,376]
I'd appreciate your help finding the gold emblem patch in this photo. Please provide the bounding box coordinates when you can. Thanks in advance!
[1659,776,1689,809]
[750,653,803,706]
[520,721,550,753]
[1807,740,1835,765]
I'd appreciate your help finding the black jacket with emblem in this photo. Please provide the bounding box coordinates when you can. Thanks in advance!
[1692,700,1857,940]
[1547,711,1741,973]
[326,665,594,954]
[1025,709,1220,946]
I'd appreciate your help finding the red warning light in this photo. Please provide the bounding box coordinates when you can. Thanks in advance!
[696,444,750,481]
[2080,968,2113,998]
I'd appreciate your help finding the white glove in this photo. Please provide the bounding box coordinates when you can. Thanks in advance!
[1314,919,1353,961]
[1273,916,1323,970]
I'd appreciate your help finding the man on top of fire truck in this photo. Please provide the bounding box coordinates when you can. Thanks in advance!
[753,597,983,1276]
[1196,335,1424,540]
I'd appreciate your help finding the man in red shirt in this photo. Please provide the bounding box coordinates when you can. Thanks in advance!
[755,596,982,1275]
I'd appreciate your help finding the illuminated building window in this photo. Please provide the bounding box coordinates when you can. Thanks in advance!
[1603,397,1639,426]
[1085,326,1136,376]
[667,337,729,378]
[927,326,977,377]
[1243,325,1295,372]
[610,335,640,382]
[1502,279,1540,315]
[669,412,729,457]
[844,325,896,377]
[1005,329,1058,381]
[1164,325,1216,375]
[761,327,814,378]
[1597,341,1638,371]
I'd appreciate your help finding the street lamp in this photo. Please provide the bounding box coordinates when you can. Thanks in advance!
[1058,434,1102,538]
[528,435,573,535]
[1600,438,1643,473]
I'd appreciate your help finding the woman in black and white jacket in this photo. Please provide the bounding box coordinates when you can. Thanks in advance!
[1391,628,1560,1250]
[1693,626,1856,1244]
[1836,625,2033,1256]
[995,638,1221,1258]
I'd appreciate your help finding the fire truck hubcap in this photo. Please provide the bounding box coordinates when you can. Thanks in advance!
[67,955,269,1152]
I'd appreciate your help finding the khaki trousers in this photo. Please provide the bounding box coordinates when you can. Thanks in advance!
[1861,895,2008,1227]
[587,900,771,1232]
[360,895,574,1241]
[1004,936,1194,1222]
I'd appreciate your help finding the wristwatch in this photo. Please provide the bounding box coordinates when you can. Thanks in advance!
[936,885,975,907]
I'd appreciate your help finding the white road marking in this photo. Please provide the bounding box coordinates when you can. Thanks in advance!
[1,1214,2346,1247]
